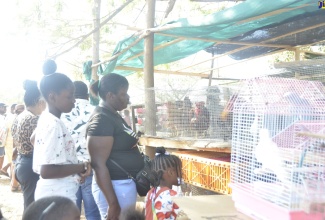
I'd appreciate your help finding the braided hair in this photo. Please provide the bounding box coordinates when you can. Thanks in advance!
[151,147,182,188]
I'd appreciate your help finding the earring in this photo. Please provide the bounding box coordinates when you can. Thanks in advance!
[177,177,184,185]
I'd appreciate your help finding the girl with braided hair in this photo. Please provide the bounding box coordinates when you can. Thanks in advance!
[145,147,183,220]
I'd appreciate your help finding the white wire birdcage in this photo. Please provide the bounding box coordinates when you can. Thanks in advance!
[231,77,325,220]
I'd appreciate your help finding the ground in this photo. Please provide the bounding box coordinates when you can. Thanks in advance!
[0,176,24,220]
[0,175,193,219]
[0,176,86,220]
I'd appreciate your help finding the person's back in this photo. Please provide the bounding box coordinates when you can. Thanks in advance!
[61,81,99,219]
[61,81,95,163]
[22,196,80,220]
[11,80,46,209]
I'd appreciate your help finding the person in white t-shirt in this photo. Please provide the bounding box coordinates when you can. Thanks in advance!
[33,59,91,203]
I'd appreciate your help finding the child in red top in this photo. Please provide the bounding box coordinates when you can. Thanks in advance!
[145,147,182,220]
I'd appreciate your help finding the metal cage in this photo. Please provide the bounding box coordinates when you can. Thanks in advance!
[132,86,238,141]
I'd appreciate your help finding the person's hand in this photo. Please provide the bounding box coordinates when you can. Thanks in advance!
[79,175,86,184]
[106,203,121,220]
[132,140,139,148]
[80,162,91,177]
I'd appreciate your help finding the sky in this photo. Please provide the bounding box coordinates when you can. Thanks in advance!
[1,2,42,97]
[0,1,78,103]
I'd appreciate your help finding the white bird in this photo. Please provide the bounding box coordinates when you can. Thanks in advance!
[254,129,288,183]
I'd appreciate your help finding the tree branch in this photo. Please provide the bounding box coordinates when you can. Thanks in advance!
[49,0,135,59]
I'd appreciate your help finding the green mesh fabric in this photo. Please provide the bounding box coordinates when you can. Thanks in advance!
[83,61,102,106]
[83,61,92,81]
[102,0,319,76]
[83,60,104,81]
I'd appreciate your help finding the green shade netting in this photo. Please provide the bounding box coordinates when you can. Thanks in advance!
[101,0,318,76]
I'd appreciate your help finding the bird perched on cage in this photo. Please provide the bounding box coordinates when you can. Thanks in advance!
[190,101,210,137]
[254,129,289,184]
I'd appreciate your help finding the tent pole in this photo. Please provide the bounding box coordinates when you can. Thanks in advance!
[144,0,156,141]
[295,48,300,78]
[208,51,215,86]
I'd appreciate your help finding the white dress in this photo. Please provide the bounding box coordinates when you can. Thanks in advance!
[33,110,79,202]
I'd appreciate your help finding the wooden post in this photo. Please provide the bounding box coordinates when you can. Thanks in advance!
[144,0,156,137]
[295,48,300,61]
[144,0,156,157]
[294,48,300,78]
[92,0,101,81]
[208,51,215,86]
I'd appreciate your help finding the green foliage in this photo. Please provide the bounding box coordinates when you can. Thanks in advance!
[80,37,92,51]
[273,50,295,63]
[273,46,325,63]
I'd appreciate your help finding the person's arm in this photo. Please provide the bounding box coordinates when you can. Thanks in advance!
[12,147,17,161]
[40,162,90,179]
[30,131,35,146]
[35,118,92,180]
[88,135,120,220]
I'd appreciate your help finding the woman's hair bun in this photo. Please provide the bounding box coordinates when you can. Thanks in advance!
[23,80,38,92]
[155,147,166,155]
[42,59,57,75]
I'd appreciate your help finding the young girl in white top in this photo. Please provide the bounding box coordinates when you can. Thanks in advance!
[145,147,183,220]
[33,59,91,202]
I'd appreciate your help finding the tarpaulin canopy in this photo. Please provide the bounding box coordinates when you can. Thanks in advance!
[101,0,325,77]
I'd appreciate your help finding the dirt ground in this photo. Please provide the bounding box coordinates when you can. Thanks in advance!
[0,176,24,220]
[0,175,86,220]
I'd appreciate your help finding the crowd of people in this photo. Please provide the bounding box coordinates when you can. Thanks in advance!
[0,59,184,220]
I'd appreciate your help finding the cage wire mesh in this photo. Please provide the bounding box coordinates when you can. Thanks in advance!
[231,76,325,219]
[132,85,239,141]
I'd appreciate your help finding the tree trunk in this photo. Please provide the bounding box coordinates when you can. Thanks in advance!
[92,0,101,81]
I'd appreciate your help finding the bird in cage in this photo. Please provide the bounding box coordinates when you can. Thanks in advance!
[220,94,238,141]
[254,129,289,184]
[175,100,184,133]
[190,101,210,137]
[180,96,192,135]
[165,101,182,136]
